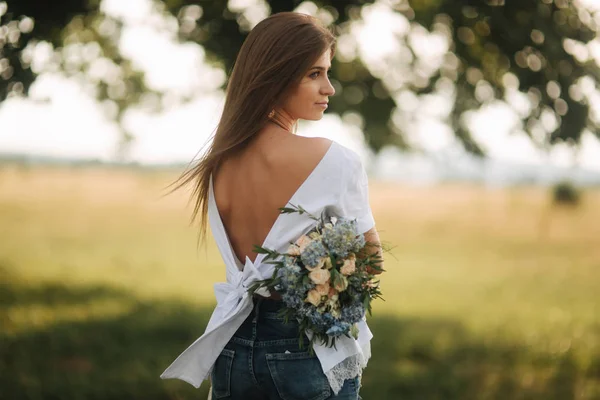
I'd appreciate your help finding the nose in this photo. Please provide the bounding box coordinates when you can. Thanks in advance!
[321,78,335,96]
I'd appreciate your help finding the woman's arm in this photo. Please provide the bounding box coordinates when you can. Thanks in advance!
[359,226,384,275]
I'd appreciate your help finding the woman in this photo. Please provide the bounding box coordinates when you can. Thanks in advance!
[161,12,383,400]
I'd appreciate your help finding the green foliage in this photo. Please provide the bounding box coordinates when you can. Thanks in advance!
[1,0,599,156]
[412,0,599,151]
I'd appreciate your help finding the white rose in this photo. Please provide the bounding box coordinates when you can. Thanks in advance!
[331,307,341,319]
[287,244,300,256]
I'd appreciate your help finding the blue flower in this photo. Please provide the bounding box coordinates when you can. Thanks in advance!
[351,234,366,253]
[340,302,366,324]
[283,255,299,270]
[322,218,362,258]
[282,291,304,309]
[308,310,336,330]
[297,304,313,318]
[326,321,351,337]
[300,239,327,267]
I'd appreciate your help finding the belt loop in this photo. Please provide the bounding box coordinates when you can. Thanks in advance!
[252,296,262,323]
[250,297,261,341]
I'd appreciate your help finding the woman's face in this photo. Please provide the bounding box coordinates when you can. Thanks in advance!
[279,48,335,121]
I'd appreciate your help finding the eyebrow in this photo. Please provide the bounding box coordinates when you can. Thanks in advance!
[309,66,331,71]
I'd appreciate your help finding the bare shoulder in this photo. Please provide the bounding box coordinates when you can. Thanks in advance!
[307,136,334,151]
[280,136,334,167]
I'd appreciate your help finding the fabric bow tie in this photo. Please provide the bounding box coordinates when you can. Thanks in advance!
[210,257,271,329]
[159,256,272,387]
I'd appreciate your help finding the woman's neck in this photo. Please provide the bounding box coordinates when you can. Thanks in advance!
[270,108,296,133]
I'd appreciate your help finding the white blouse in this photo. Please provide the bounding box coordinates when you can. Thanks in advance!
[160,140,376,395]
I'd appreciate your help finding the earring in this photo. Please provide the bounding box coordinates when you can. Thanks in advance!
[268,110,275,118]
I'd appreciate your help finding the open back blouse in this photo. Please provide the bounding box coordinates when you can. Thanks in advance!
[160,140,376,394]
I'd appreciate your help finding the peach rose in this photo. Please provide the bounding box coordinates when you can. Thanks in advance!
[309,268,330,285]
[295,235,312,252]
[340,254,356,276]
[315,282,330,296]
[306,289,322,306]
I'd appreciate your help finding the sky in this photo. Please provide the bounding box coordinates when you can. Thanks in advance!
[0,0,599,179]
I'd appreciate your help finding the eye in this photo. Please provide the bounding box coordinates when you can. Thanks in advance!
[309,70,332,79]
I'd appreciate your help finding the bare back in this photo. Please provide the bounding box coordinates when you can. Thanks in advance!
[212,129,333,267]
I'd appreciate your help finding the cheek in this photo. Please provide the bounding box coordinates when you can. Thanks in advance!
[282,81,322,118]
[285,87,311,111]
[296,83,318,105]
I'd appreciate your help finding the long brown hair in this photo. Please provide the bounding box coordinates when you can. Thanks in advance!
[169,12,336,246]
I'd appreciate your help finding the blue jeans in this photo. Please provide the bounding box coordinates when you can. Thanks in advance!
[211,297,362,400]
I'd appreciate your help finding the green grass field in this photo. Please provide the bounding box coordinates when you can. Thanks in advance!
[1,165,599,399]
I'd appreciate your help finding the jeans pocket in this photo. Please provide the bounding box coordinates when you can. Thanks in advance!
[210,348,235,399]
[266,351,331,400]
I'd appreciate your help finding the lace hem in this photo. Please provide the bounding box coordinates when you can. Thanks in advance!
[324,342,372,395]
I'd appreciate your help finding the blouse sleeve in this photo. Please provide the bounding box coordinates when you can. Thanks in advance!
[332,149,375,234]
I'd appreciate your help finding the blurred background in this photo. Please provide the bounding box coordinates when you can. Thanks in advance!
[1,0,599,399]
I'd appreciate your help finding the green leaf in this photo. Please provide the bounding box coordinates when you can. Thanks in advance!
[253,245,270,254]
[363,295,370,312]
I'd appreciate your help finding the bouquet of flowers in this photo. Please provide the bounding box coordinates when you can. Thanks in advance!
[248,204,384,350]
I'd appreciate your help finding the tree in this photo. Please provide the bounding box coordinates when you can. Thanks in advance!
[1,0,598,156]
[409,0,599,155]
